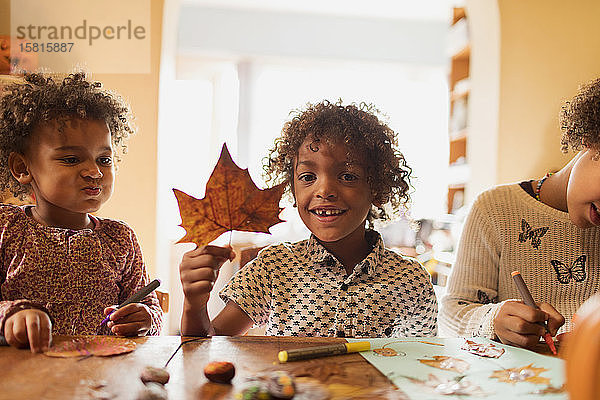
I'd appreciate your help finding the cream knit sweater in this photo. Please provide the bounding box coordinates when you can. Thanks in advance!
[439,183,600,338]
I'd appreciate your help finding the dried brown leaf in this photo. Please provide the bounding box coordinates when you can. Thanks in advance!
[174,143,285,247]
[461,339,505,358]
[44,336,136,358]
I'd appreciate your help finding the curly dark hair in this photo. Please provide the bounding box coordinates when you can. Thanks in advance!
[0,72,134,198]
[263,100,412,225]
[560,77,600,153]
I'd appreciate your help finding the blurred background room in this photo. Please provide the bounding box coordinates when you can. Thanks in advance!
[158,0,451,334]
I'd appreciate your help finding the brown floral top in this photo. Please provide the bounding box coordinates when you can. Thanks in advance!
[0,204,162,336]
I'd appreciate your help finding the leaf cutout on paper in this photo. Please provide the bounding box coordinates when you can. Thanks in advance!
[418,356,470,373]
[373,348,400,357]
[404,374,487,396]
[461,339,505,358]
[173,143,286,248]
[44,336,136,358]
[490,364,550,385]
[373,340,442,357]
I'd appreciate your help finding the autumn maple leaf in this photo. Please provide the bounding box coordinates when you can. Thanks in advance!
[173,143,286,248]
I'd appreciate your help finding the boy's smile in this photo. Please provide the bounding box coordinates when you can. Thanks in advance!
[18,117,114,229]
[293,137,374,261]
[310,206,347,218]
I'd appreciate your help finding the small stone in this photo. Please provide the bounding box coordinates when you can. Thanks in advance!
[204,361,235,384]
[140,366,170,385]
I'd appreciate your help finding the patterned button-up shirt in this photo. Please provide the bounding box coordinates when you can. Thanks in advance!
[0,205,162,336]
[220,230,437,337]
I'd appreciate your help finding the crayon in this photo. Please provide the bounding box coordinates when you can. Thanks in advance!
[100,279,161,325]
[278,341,370,362]
[511,271,557,355]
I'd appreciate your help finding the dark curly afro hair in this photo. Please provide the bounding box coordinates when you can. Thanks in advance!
[0,72,134,199]
[263,100,412,225]
[560,77,600,154]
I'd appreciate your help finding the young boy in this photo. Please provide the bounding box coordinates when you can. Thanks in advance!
[179,100,437,337]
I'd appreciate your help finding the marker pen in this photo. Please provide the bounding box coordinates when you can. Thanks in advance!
[511,271,557,355]
[278,341,370,363]
[101,279,161,325]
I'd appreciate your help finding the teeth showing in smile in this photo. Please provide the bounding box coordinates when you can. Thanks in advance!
[312,209,344,216]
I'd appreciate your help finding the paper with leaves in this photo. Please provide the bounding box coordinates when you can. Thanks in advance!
[174,143,286,248]
[347,337,566,400]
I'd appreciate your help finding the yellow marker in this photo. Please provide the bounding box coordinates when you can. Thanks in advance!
[278,341,370,363]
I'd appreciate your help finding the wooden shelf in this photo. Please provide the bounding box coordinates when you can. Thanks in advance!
[449,135,467,164]
[447,7,470,215]
[447,185,465,214]
[450,89,469,117]
[450,55,470,91]
[451,89,469,103]
[451,44,471,62]
[452,7,466,25]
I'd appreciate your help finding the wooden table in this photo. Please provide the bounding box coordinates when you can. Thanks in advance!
[0,335,399,400]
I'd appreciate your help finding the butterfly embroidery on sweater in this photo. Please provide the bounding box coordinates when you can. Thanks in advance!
[517,219,549,249]
[477,290,495,304]
[550,255,586,284]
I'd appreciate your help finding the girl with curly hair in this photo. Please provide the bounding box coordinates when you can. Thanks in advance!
[440,78,600,351]
[179,100,438,338]
[0,72,162,353]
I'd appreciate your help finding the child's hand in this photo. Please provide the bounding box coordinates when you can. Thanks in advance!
[104,303,153,336]
[179,245,236,311]
[4,309,52,353]
[494,300,565,349]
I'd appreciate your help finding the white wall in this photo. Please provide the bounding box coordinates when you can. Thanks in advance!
[177,6,447,65]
